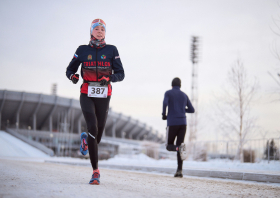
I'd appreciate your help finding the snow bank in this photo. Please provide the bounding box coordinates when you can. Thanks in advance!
[0,131,49,158]
[99,153,280,174]
[182,159,280,173]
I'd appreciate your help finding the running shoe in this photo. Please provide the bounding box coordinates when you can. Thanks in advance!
[80,132,88,155]
[174,169,183,178]
[179,143,188,160]
[89,169,100,185]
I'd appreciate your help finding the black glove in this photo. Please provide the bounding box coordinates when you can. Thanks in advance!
[71,74,79,84]
[162,115,167,120]
[99,75,111,86]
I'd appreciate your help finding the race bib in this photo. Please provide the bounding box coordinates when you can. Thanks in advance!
[88,82,108,98]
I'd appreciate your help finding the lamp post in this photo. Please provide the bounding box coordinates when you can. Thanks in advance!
[189,36,200,142]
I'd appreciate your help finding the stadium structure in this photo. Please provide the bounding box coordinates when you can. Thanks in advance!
[0,90,166,158]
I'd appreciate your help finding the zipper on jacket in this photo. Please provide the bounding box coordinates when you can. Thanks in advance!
[96,48,98,81]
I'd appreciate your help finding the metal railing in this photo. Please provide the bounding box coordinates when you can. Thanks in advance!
[191,138,280,163]
[7,127,280,162]
[8,128,159,158]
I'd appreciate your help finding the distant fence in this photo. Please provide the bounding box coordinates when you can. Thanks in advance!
[6,128,160,159]
[191,138,280,162]
[6,127,280,162]
[6,128,115,157]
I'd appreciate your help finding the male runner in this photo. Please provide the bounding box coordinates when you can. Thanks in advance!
[162,77,195,177]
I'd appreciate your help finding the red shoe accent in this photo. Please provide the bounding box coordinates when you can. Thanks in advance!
[89,169,100,185]
[93,169,100,175]
[89,180,100,185]
[82,139,88,151]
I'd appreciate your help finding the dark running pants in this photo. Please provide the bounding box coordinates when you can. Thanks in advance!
[166,125,187,171]
[80,93,111,170]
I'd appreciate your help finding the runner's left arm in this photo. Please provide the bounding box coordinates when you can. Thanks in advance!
[185,95,195,113]
[111,46,125,82]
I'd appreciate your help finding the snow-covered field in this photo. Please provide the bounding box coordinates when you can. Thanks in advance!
[101,153,280,174]
[1,130,280,174]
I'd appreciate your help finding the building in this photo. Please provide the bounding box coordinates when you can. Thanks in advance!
[0,90,165,158]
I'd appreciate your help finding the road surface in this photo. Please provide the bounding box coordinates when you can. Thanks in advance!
[0,159,279,198]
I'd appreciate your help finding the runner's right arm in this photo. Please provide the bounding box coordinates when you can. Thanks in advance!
[162,92,169,118]
[66,47,81,80]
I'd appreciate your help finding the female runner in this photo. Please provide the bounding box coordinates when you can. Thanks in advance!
[66,18,125,185]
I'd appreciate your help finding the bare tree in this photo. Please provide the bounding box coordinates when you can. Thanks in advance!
[269,7,280,94]
[216,60,259,162]
[259,129,270,139]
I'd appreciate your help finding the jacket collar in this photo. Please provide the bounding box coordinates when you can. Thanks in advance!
[172,86,180,90]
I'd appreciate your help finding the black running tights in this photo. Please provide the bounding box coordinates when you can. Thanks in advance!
[166,125,186,171]
[80,93,111,170]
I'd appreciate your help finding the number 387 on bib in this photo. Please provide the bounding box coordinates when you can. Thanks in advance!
[87,83,108,98]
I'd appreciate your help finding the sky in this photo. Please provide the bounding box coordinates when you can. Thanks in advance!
[0,0,280,141]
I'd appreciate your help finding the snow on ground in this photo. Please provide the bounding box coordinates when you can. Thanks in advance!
[0,130,279,174]
[1,130,280,197]
[1,159,280,198]
[100,154,280,174]
[0,131,49,158]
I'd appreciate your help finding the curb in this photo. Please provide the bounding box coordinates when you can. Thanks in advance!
[45,160,280,184]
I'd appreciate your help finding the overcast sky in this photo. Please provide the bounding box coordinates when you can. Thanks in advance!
[0,0,279,140]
